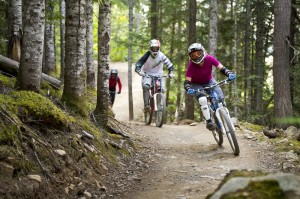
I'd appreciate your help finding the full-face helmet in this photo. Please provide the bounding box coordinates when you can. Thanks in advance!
[188,43,206,64]
[149,39,161,57]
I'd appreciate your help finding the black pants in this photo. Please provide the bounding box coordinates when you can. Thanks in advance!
[109,88,116,106]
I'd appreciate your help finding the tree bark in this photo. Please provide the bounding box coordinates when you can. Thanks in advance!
[86,0,96,89]
[0,54,61,88]
[16,0,45,92]
[273,0,293,128]
[185,0,197,120]
[255,0,265,114]
[43,0,56,76]
[128,0,134,121]
[243,0,252,117]
[59,0,66,82]
[8,0,22,62]
[209,0,218,78]
[150,0,158,39]
[62,0,87,115]
[94,0,111,127]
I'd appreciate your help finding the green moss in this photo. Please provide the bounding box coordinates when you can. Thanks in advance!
[270,138,300,154]
[0,74,16,88]
[0,124,20,145]
[61,92,89,117]
[223,180,285,199]
[211,170,268,195]
[0,91,73,128]
[40,82,63,99]
[241,122,264,132]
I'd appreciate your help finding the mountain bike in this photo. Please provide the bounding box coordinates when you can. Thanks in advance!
[192,79,240,155]
[144,74,167,128]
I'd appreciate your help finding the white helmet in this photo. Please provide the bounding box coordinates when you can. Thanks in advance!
[149,39,160,57]
[188,43,206,64]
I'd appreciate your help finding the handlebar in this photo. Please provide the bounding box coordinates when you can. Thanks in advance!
[144,74,169,78]
[191,79,233,95]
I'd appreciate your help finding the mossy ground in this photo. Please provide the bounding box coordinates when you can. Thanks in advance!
[0,73,135,198]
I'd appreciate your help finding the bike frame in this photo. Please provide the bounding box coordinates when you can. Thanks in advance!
[196,79,235,133]
[193,79,239,155]
[148,74,167,111]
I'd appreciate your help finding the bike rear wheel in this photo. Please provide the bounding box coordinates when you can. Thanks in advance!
[155,93,165,127]
[219,108,240,155]
[210,108,223,146]
[144,97,153,125]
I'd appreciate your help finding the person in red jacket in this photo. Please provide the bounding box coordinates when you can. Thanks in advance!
[109,69,122,107]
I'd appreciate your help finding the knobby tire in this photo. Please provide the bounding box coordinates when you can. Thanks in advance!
[144,97,153,125]
[210,108,223,146]
[155,93,165,127]
[220,108,240,155]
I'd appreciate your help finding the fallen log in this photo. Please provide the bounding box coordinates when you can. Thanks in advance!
[0,54,61,89]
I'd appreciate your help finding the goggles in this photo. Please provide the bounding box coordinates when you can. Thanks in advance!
[189,50,203,60]
[150,47,159,52]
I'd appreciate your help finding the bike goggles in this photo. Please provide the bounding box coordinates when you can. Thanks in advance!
[189,50,203,60]
[150,47,159,52]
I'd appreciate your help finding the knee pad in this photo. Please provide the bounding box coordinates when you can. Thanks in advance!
[143,84,150,90]
[198,96,207,106]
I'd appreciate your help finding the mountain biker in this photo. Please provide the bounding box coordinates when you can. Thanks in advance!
[135,39,175,112]
[184,43,236,131]
[109,68,122,107]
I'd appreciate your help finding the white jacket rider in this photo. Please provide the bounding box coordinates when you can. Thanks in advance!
[135,39,175,110]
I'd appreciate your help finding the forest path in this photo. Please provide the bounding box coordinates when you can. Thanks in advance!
[110,62,144,122]
[110,62,263,199]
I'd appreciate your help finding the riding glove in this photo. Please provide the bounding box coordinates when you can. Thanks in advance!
[187,89,196,95]
[138,71,145,77]
[228,73,236,81]
[169,71,175,79]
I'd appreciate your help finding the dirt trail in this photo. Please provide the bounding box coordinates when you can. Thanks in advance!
[120,124,260,199]
[110,62,144,122]
[109,62,263,199]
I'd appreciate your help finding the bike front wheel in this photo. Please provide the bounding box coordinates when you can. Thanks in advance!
[144,97,153,125]
[154,93,165,127]
[210,108,223,146]
[219,108,240,155]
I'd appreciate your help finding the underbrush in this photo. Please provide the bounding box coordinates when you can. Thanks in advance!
[0,73,135,198]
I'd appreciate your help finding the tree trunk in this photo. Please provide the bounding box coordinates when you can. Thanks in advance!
[8,0,22,62]
[243,0,251,117]
[185,0,197,120]
[233,0,239,117]
[86,0,96,89]
[62,0,87,116]
[16,0,45,92]
[209,0,218,78]
[94,0,111,127]
[43,0,56,76]
[255,0,265,114]
[59,0,66,82]
[0,54,61,88]
[273,0,293,128]
[175,0,183,123]
[209,0,218,48]
[128,0,134,121]
[150,0,158,39]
